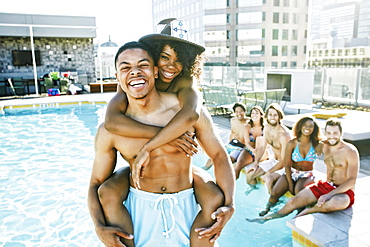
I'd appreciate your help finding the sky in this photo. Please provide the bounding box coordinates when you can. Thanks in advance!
[1,0,154,46]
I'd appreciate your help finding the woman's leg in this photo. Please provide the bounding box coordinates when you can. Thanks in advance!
[294,177,315,195]
[98,166,134,247]
[191,165,224,247]
[234,149,254,179]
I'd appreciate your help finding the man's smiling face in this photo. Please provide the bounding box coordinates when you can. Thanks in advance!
[115,48,158,100]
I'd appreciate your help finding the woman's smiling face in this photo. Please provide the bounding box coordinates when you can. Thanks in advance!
[157,45,183,83]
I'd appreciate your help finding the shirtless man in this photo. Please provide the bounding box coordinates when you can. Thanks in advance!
[88,41,235,246]
[244,103,291,195]
[203,102,248,169]
[247,118,359,223]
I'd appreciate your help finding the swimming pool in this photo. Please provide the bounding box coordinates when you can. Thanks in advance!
[0,104,293,247]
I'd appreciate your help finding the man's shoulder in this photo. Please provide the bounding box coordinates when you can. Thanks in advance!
[341,141,359,155]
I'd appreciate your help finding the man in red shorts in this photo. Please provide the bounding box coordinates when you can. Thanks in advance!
[246,117,359,223]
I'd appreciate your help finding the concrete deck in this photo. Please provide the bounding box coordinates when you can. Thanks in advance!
[282,109,370,141]
[1,93,370,246]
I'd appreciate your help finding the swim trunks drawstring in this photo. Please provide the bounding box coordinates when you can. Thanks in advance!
[154,194,179,238]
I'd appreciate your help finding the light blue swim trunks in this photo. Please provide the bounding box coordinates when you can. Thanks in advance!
[125,187,199,247]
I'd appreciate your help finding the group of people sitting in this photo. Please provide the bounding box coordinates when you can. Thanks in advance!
[219,101,359,223]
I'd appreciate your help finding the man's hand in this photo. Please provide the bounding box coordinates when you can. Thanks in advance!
[168,131,198,156]
[194,206,235,243]
[245,162,257,174]
[317,194,332,207]
[96,224,134,247]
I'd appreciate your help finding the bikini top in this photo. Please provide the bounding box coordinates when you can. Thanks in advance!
[249,131,256,142]
[249,127,262,143]
[291,143,317,162]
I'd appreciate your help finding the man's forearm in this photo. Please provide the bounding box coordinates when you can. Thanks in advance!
[87,184,106,229]
[268,160,284,174]
[213,153,235,207]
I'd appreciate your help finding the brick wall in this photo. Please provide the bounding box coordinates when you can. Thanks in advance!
[0,36,96,84]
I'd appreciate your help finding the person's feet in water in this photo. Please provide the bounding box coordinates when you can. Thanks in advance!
[244,184,257,196]
[245,217,270,224]
[246,212,287,224]
[259,201,276,216]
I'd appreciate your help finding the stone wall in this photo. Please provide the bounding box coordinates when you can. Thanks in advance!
[0,36,96,84]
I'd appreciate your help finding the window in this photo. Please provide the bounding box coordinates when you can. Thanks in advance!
[318,50,322,57]
[204,14,227,25]
[272,46,278,56]
[291,46,297,56]
[262,12,266,21]
[304,46,307,54]
[292,30,298,40]
[204,0,227,9]
[262,29,265,38]
[282,29,289,40]
[272,29,279,40]
[293,13,298,24]
[204,31,228,41]
[282,46,288,56]
[281,61,288,67]
[274,0,280,6]
[283,0,289,7]
[325,50,329,56]
[291,61,297,68]
[238,12,262,24]
[338,49,342,56]
[292,0,297,7]
[238,0,261,7]
[283,13,289,23]
[273,13,279,23]
[238,29,262,40]
[271,62,278,68]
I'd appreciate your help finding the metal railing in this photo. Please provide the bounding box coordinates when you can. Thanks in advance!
[201,66,370,106]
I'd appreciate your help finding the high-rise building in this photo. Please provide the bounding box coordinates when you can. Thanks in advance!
[308,0,370,67]
[152,0,309,68]
[358,0,370,39]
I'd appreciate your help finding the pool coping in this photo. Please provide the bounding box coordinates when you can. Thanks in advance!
[0,93,115,110]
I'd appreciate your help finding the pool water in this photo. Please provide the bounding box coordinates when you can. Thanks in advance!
[0,104,293,247]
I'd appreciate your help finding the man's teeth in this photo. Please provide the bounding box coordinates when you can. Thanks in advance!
[130,79,145,87]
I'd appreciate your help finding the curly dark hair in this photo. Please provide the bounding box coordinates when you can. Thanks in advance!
[143,39,204,80]
[292,116,323,147]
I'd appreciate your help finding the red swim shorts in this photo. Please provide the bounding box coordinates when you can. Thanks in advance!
[308,180,355,209]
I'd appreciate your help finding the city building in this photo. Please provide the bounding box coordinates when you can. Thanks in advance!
[152,0,309,69]
[308,0,370,68]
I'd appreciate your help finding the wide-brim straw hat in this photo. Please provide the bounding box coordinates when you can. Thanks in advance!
[139,18,205,55]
